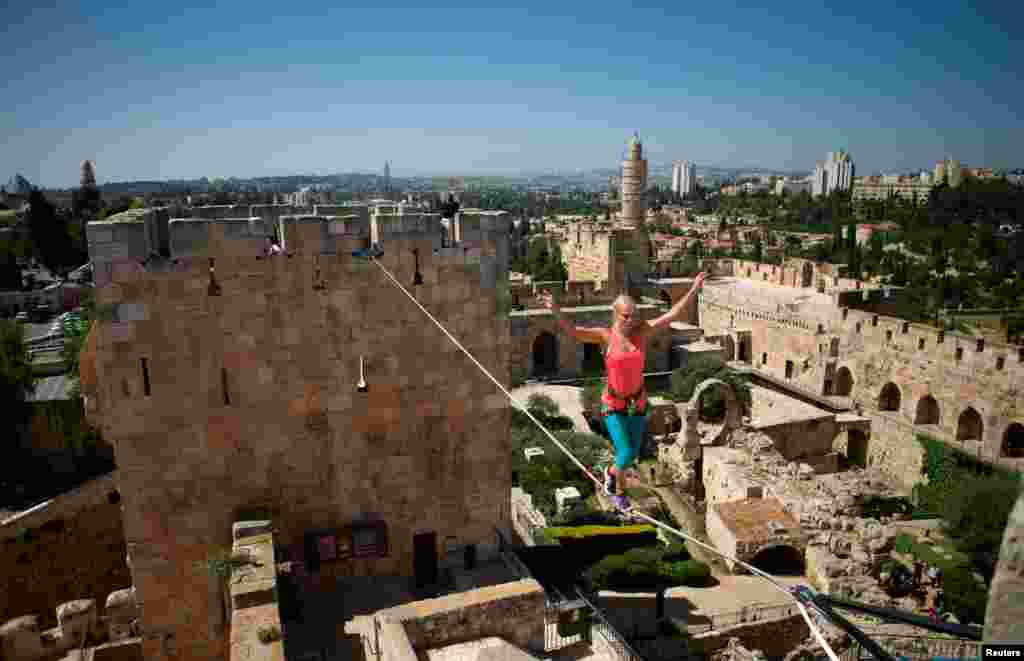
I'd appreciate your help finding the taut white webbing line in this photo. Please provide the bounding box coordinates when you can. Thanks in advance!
[369,256,839,661]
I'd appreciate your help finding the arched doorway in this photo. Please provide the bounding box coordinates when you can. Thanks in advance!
[914,396,940,425]
[750,545,804,576]
[847,430,869,468]
[660,290,672,306]
[698,383,731,424]
[532,332,559,377]
[582,342,603,374]
[737,337,750,363]
[1002,423,1024,458]
[878,383,901,413]
[785,360,794,379]
[801,262,814,288]
[957,407,983,443]
[835,367,853,397]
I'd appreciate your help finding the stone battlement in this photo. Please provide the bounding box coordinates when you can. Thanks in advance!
[88,206,510,267]
[701,284,1024,378]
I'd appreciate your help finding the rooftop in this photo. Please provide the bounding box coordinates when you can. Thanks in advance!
[712,497,800,544]
[749,385,833,427]
[27,374,76,402]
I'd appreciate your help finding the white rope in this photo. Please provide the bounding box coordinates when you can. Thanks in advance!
[369,257,603,488]
[368,255,839,661]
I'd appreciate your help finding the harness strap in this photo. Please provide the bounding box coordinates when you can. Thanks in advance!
[602,385,647,417]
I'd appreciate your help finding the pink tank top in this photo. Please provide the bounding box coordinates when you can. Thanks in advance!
[602,328,647,411]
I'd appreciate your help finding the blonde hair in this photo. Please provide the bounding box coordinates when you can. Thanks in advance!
[613,294,636,315]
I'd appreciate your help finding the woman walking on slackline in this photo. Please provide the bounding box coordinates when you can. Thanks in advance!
[539,272,707,509]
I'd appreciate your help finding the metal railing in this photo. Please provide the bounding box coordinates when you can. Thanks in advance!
[577,589,646,661]
[683,601,801,634]
[543,590,646,661]
[495,527,533,580]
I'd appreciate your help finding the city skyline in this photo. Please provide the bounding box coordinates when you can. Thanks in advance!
[3,1,1021,188]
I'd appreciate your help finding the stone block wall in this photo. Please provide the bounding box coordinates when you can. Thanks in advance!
[0,473,130,631]
[705,505,739,568]
[509,304,670,379]
[702,448,762,506]
[560,226,615,285]
[0,587,141,661]
[84,209,515,660]
[698,267,1024,481]
[755,416,839,461]
[375,579,546,656]
[227,520,282,661]
[693,613,809,659]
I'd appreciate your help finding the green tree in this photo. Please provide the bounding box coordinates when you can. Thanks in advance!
[1,318,36,446]
[27,189,79,278]
[941,472,1020,554]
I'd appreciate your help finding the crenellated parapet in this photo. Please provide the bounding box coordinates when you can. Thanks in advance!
[86,205,512,288]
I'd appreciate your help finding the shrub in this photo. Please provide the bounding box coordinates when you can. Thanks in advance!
[580,380,606,417]
[940,472,1021,554]
[552,506,623,528]
[527,393,561,419]
[664,559,710,585]
[545,524,658,540]
[662,541,690,562]
[584,546,710,591]
[943,565,989,625]
[894,533,914,555]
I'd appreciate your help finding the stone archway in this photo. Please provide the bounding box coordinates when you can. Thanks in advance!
[914,395,940,425]
[750,544,805,576]
[686,378,743,446]
[835,367,854,397]
[801,262,814,288]
[878,382,901,413]
[847,430,869,468]
[532,332,559,377]
[737,335,751,364]
[957,407,984,443]
[1002,423,1024,458]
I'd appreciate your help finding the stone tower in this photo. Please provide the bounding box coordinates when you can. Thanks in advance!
[619,132,647,226]
[82,206,513,659]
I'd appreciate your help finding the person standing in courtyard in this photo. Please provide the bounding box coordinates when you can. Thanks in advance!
[539,272,708,509]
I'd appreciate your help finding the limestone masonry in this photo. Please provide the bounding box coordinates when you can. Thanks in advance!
[77,204,515,659]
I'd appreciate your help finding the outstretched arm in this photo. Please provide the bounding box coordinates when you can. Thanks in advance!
[644,272,708,334]
[538,290,608,344]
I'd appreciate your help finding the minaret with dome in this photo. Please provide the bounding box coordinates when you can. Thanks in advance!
[619,132,648,227]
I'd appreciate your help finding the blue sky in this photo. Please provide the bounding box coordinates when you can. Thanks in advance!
[2,1,1021,187]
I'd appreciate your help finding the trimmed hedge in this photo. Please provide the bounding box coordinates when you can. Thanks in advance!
[545,524,661,569]
[545,524,658,540]
[586,548,711,591]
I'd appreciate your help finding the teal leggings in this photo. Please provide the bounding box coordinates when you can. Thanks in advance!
[605,412,648,470]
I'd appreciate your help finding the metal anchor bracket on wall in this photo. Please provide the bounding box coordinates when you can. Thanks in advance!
[207,258,222,296]
[412,249,424,286]
[356,355,368,393]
